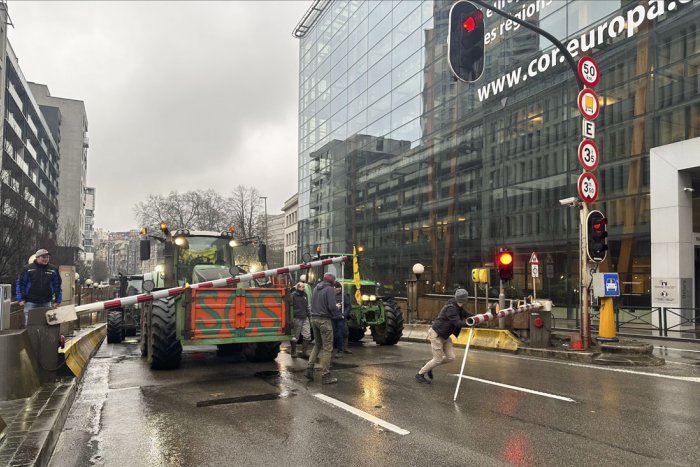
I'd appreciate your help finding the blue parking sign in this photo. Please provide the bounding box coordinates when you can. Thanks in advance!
[603,273,620,297]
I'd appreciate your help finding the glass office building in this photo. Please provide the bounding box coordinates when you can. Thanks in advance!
[295,0,700,307]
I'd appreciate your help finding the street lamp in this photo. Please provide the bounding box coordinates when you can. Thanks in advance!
[260,196,268,244]
[407,263,425,324]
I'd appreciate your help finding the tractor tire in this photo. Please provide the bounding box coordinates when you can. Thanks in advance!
[107,310,124,344]
[140,310,148,358]
[149,298,182,370]
[370,300,404,345]
[348,326,366,342]
[243,342,281,362]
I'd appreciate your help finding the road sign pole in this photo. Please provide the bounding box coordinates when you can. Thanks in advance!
[580,203,590,349]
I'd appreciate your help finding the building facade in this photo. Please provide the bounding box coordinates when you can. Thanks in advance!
[29,82,89,255]
[83,186,95,264]
[283,193,299,265]
[295,0,700,309]
[0,6,60,283]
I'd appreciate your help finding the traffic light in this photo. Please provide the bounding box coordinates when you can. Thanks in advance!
[497,248,514,281]
[447,1,485,83]
[587,210,608,263]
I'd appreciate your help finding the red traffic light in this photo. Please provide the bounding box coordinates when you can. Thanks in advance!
[463,10,483,32]
[592,218,608,231]
[497,251,513,266]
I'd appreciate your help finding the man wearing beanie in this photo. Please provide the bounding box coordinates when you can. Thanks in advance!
[416,288,472,384]
[306,272,342,384]
[16,248,62,326]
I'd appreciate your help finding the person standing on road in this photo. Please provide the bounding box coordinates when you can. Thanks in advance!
[16,249,62,326]
[332,281,351,357]
[415,288,471,384]
[290,282,312,358]
[299,274,313,305]
[306,273,341,384]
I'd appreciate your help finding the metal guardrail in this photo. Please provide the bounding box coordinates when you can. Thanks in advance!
[553,306,699,341]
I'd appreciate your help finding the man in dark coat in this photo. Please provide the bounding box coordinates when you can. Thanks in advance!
[416,288,471,384]
[290,282,311,358]
[16,248,62,325]
[306,273,341,384]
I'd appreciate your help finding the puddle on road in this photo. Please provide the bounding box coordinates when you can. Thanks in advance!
[196,392,295,407]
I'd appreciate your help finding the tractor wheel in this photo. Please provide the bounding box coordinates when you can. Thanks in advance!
[150,298,182,370]
[370,300,404,345]
[140,309,148,358]
[243,342,281,362]
[348,326,366,342]
[107,310,124,344]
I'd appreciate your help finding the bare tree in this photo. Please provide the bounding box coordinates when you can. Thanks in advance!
[228,185,264,239]
[92,259,109,282]
[0,200,50,285]
[134,191,199,231]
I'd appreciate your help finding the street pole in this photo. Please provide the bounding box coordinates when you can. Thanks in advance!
[261,196,268,245]
[471,0,588,345]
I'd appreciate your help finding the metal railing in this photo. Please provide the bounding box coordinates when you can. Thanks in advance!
[553,306,699,341]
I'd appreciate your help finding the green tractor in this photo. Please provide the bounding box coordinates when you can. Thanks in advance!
[138,224,289,370]
[312,253,403,345]
[106,273,144,344]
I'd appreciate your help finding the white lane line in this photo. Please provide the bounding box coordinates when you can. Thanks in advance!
[313,393,410,435]
[501,353,700,383]
[451,374,576,402]
[657,347,700,354]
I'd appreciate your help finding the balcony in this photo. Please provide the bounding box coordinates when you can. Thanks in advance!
[7,82,23,111]
[83,136,89,148]
[7,112,22,138]
[27,116,37,137]
[26,140,37,159]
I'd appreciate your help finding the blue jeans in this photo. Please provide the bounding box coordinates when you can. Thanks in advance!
[24,301,51,326]
[332,319,345,352]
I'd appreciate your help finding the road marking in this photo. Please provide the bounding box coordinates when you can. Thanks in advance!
[502,354,700,383]
[452,374,576,402]
[657,346,700,354]
[313,393,410,435]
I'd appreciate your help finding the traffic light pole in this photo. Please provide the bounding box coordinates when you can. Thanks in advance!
[470,0,590,348]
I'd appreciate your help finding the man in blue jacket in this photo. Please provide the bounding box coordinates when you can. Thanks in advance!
[306,272,341,384]
[16,248,62,325]
[416,288,471,384]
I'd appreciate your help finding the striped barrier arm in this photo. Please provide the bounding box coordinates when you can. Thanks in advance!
[75,256,349,314]
[466,302,542,327]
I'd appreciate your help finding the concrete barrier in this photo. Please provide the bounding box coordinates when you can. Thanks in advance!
[452,328,521,352]
[0,329,41,401]
[59,324,106,377]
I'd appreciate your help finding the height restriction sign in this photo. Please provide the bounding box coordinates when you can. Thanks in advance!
[578,171,599,203]
[578,139,599,171]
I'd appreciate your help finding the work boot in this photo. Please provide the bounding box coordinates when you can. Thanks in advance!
[300,341,309,359]
[343,335,352,353]
[290,342,298,358]
[427,370,434,380]
[305,366,315,382]
[415,373,431,384]
[322,373,338,385]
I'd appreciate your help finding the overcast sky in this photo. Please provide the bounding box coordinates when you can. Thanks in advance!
[7,0,310,232]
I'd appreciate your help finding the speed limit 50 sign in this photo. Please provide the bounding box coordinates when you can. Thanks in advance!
[577,56,600,88]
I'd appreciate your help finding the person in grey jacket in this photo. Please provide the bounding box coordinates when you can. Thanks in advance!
[416,288,472,384]
[290,282,311,358]
[306,272,341,384]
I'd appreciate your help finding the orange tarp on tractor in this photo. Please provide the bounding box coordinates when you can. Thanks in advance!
[188,288,286,340]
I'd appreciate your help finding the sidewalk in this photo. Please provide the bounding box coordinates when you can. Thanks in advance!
[0,379,76,467]
[0,323,104,466]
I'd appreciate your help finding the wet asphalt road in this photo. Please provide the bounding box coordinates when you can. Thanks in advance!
[48,336,700,467]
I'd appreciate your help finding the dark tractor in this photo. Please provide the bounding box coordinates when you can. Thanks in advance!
[107,274,144,344]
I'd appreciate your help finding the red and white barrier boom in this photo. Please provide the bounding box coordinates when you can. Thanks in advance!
[465,302,542,327]
[454,301,543,401]
[75,256,349,314]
